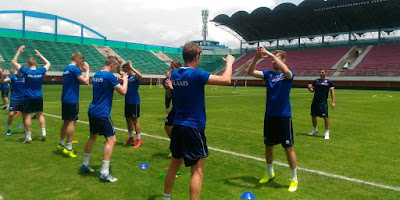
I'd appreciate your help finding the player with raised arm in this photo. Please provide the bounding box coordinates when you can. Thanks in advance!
[121,60,144,149]
[57,52,90,157]
[81,56,128,183]
[1,68,25,136]
[307,68,335,139]
[247,46,298,192]
[163,42,235,200]
[11,45,51,143]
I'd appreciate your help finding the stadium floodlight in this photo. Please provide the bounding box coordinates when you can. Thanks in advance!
[202,9,209,46]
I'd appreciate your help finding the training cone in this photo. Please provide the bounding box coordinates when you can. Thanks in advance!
[159,174,166,178]
[72,140,79,144]
[138,163,149,169]
[240,191,256,199]
[101,147,104,150]
[16,126,23,129]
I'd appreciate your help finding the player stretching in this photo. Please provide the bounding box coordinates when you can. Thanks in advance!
[81,56,128,182]
[11,45,51,143]
[57,52,90,157]
[164,61,181,157]
[247,47,298,192]
[163,42,235,200]
[121,60,143,149]
[0,68,10,110]
[1,68,25,136]
[307,68,335,139]
[164,61,181,137]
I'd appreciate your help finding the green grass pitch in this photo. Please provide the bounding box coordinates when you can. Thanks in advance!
[0,85,399,199]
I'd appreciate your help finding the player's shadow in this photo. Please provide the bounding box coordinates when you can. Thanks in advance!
[224,176,286,189]
[146,194,163,200]
[77,165,101,177]
[9,136,43,143]
[151,152,170,160]
[296,132,325,138]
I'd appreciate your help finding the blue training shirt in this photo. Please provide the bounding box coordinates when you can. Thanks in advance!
[263,70,294,117]
[88,71,120,118]
[171,67,210,130]
[1,82,9,89]
[61,64,83,104]
[9,74,26,101]
[125,74,140,104]
[19,66,47,100]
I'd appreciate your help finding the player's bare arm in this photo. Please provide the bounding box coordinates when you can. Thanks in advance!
[308,84,315,93]
[35,49,51,71]
[247,48,264,79]
[77,61,90,85]
[260,47,292,79]
[165,79,173,98]
[11,45,24,70]
[330,88,335,109]
[207,54,235,85]
[1,73,10,83]
[115,71,128,95]
[1,77,11,84]
[129,60,143,82]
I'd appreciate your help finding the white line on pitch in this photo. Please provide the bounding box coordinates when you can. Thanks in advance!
[43,112,400,192]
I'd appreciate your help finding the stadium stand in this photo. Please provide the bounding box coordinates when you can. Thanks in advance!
[112,47,169,73]
[356,43,400,69]
[164,52,239,73]
[0,36,105,71]
[230,47,351,77]
[0,35,237,74]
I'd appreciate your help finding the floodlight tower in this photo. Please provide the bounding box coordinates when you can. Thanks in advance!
[202,9,209,46]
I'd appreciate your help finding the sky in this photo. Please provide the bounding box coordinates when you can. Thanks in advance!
[0,0,303,49]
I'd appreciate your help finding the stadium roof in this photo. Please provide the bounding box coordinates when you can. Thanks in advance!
[212,0,400,42]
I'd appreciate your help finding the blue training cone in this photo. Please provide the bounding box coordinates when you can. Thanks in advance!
[138,163,149,169]
[240,191,256,199]
[101,147,104,150]
[16,126,23,129]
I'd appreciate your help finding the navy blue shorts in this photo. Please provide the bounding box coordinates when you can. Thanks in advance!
[62,103,79,120]
[9,100,24,112]
[88,115,115,138]
[311,102,328,118]
[165,107,175,126]
[264,116,294,148]
[170,125,209,167]
[2,87,9,97]
[165,95,172,109]
[23,98,43,113]
[125,104,140,118]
